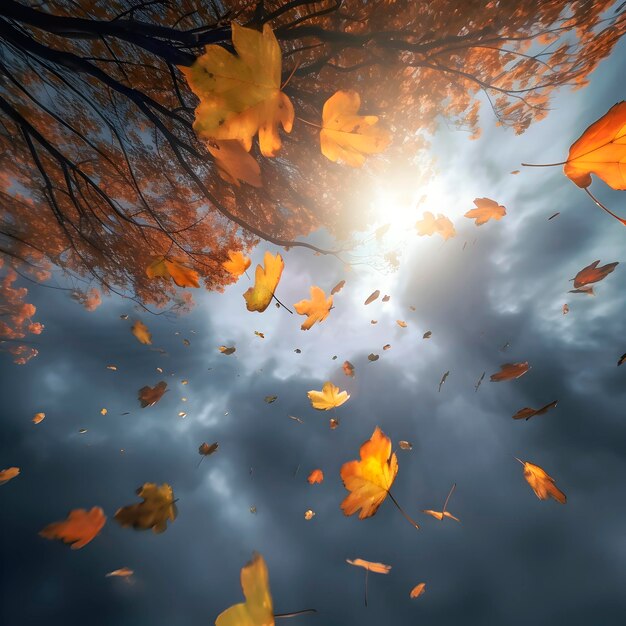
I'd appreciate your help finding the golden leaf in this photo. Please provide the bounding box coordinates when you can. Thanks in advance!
[223,250,252,278]
[307,381,350,411]
[243,252,284,312]
[114,482,177,533]
[517,459,566,504]
[131,320,152,345]
[415,211,456,240]
[346,558,391,574]
[294,286,333,330]
[320,90,390,166]
[207,139,262,187]
[146,257,200,288]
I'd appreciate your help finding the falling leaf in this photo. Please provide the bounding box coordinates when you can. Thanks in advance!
[254,331,265,339]
[307,382,350,410]
[410,583,426,599]
[383,344,391,351]
[320,90,390,166]
[223,250,251,278]
[517,459,566,504]
[511,169,520,175]
[219,345,236,355]
[490,362,530,382]
[346,558,391,574]
[331,280,345,295]
[474,371,486,392]
[199,442,219,457]
[415,211,456,240]
[100,408,107,416]
[464,198,506,225]
[264,395,278,404]
[243,252,284,312]
[343,361,355,377]
[340,427,398,520]
[382,294,390,302]
[288,415,304,424]
[329,418,339,430]
[106,365,117,371]
[304,509,315,520]
[0,467,19,485]
[106,568,134,578]
[146,257,200,288]
[120,314,129,320]
[249,506,257,514]
[114,483,177,533]
[307,469,324,484]
[368,353,379,362]
[564,101,626,190]
[364,290,380,305]
[215,553,273,626]
[131,320,152,345]
[618,353,626,366]
[422,483,460,522]
[183,338,190,346]
[512,400,558,420]
[294,286,333,330]
[294,348,301,354]
[398,441,413,451]
[79,429,87,434]
[39,507,106,549]
[178,412,187,418]
[370,320,377,325]
[438,371,449,392]
[32,412,45,424]
[562,304,569,315]
[208,139,262,187]
[138,381,168,408]
[397,320,407,328]
[375,224,390,240]
[181,379,189,385]
[569,286,595,295]
[573,260,618,288]
[423,331,432,339]
[181,23,294,156]
[548,212,560,220]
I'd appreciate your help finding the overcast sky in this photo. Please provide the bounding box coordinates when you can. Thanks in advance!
[2,34,626,626]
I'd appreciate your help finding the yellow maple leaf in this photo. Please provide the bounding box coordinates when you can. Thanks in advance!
[307,381,350,411]
[340,427,398,519]
[146,257,200,288]
[464,198,506,225]
[207,139,262,187]
[243,252,284,312]
[517,459,566,504]
[216,553,273,626]
[415,211,456,240]
[320,90,391,167]
[223,250,251,278]
[181,23,294,157]
[114,482,177,533]
[131,320,152,345]
[293,286,333,330]
[39,507,106,549]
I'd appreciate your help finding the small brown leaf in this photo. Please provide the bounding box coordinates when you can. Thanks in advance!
[331,280,345,295]
[364,290,380,305]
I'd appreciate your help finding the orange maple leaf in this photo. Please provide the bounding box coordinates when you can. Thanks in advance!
[307,469,324,484]
[464,198,506,225]
[223,250,252,278]
[39,507,106,549]
[516,459,566,504]
[294,286,333,330]
[415,211,456,240]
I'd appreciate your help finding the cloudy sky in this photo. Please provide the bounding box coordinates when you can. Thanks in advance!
[2,32,626,626]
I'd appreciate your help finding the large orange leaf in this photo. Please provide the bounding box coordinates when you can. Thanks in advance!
[340,427,398,519]
[243,252,284,312]
[114,482,177,533]
[207,139,262,187]
[181,23,294,157]
[564,101,626,189]
[320,90,390,167]
[216,553,273,626]
[223,250,251,278]
[517,459,566,504]
[294,286,333,330]
[39,507,106,549]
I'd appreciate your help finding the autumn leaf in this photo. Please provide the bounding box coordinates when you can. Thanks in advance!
[569,285,595,295]
[0,466,19,485]
[131,320,152,345]
[398,440,413,451]
[181,23,294,157]
[415,211,456,240]
[512,400,558,420]
[573,260,618,288]
[114,483,177,533]
[618,353,626,366]
[343,360,355,377]
[331,280,345,295]
[320,90,391,166]
[410,583,426,599]
[422,483,460,522]
[346,558,391,574]
[368,353,379,362]
[397,320,407,328]
[216,553,273,626]
[364,290,380,305]
[564,101,626,190]
[423,331,432,339]
[39,507,106,549]
[223,250,252,278]
[106,567,134,578]
[207,139,262,187]
[307,382,350,410]
[146,257,200,288]
[138,381,168,407]
[562,304,569,315]
[304,509,315,520]
[438,371,449,392]
[294,286,333,330]
[464,198,506,225]
[199,442,219,457]
[243,252,284,312]
[490,362,530,382]
[264,395,278,404]
[516,459,566,504]
[307,469,324,484]
[219,345,236,355]
[340,427,398,520]
[32,412,45,424]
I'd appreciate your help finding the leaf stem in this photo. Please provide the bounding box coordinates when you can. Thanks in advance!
[274,609,317,619]
[521,160,567,167]
[364,569,369,607]
[583,187,626,226]
[272,292,293,314]
[387,490,420,529]
[296,116,322,129]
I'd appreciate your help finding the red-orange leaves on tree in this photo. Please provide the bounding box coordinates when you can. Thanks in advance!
[490,362,530,382]
[464,198,506,225]
[573,260,618,288]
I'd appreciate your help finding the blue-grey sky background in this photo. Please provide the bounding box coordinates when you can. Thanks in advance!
[1,33,626,626]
